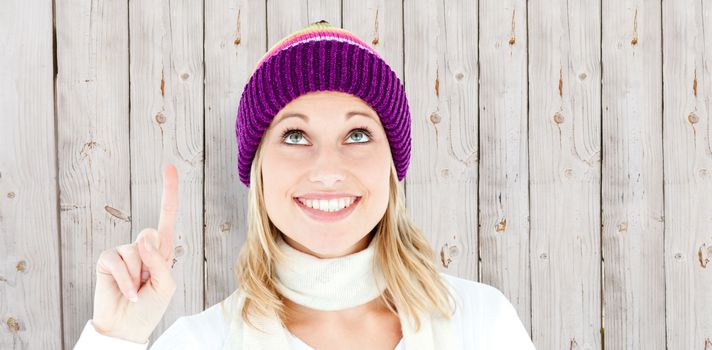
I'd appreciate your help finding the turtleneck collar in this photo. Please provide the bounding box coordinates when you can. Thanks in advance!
[273,234,387,311]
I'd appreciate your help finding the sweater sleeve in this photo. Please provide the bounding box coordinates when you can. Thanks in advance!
[491,290,536,349]
[441,272,537,350]
[73,320,149,350]
[73,304,226,350]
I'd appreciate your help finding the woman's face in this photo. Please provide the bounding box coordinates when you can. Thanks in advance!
[260,90,391,258]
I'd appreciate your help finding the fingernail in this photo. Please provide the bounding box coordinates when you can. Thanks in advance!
[142,271,149,280]
[127,291,138,303]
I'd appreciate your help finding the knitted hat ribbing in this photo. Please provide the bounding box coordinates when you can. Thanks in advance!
[235,20,411,187]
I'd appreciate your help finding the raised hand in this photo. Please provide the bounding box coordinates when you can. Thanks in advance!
[90,163,179,344]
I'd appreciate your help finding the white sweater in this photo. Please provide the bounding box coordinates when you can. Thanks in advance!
[74,273,536,349]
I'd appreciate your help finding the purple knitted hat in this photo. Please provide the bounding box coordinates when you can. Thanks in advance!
[235,20,411,187]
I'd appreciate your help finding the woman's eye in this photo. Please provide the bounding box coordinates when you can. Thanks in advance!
[346,129,371,143]
[283,130,307,145]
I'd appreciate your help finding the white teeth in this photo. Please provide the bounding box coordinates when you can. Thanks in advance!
[299,197,356,212]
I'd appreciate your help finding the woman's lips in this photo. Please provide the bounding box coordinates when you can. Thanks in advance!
[293,197,361,222]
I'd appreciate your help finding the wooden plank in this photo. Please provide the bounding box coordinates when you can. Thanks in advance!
[54,0,131,347]
[528,0,602,348]
[267,0,340,45]
[128,0,204,341]
[342,0,404,84]
[601,1,665,349]
[0,1,63,349]
[663,0,712,348]
[477,0,531,334]
[203,0,267,307]
[403,0,478,279]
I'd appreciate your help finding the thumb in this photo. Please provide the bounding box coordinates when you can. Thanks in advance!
[137,234,176,298]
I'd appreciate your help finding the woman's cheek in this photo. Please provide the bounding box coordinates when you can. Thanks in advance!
[275,146,309,158]
[345,145,379,158]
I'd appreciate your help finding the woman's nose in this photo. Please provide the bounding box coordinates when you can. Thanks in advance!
[309,173,345,187]
[308,147,347,186]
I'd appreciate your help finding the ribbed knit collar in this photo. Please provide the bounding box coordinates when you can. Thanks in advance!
[273,234,387,311]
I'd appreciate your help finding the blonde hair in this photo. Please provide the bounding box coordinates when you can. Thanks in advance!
[233,139,456,332]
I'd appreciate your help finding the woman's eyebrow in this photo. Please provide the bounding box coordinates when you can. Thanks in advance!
[273,110,376,126]
[274,112,308,126]
[345,111,377,122]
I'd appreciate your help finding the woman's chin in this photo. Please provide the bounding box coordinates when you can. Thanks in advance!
[298,238,361,259]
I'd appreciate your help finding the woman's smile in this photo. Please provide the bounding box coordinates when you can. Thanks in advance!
[293,196,362,222]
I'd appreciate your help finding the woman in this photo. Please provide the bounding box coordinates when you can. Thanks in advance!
[75,21,535,349]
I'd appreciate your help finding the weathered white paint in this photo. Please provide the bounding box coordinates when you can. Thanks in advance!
[663,0,712,349]
[128,0,205,343]
[528,0,602,349]
[0,0,62,349]
[602,1,665,349]
[54,0,131,348]
[478,0,531,335]
[404,0,480,282]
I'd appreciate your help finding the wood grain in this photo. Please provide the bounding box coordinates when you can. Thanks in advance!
[663,0,712,348]
[404,0,479,282]
[602,1,665,349]
[55,0,131,347]
[478,0,531,334]
[0,0,62,348]
[528,0,602,348]
[128,0,205,342]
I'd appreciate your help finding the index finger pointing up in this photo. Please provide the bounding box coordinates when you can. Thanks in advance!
[157,163,179,259]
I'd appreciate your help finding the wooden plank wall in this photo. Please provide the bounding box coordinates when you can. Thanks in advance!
[0,1,62,349]
[1,1,711,349]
